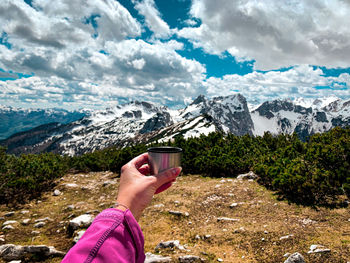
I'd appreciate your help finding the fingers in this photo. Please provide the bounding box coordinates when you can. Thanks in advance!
[130,152,149,169]
[138,164,150,175]
[154,167,182,190]
[155,182,172,194]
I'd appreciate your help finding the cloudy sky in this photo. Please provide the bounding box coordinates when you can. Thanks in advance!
[0,0,350,109]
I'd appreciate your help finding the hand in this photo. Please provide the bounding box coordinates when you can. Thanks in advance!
[116,153,181,221]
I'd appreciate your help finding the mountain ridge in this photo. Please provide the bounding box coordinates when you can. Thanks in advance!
[1,94,349,156]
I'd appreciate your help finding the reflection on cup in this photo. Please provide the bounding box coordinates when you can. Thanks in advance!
[148,146,182,175]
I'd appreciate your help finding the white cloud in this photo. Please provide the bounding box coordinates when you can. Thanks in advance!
[204,65,349,104]
[179,0,350,70]
[134,0,171,38]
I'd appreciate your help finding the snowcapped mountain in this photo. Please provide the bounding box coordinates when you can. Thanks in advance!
[251,97,350,140]
[1,95,349,156]
[0,106,89,140]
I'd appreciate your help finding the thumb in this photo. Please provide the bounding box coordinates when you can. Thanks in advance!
[154,167,182,189]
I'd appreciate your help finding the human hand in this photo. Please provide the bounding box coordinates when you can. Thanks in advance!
[116,153,181,221]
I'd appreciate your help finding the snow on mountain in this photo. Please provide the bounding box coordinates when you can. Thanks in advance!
[1,94,349,156]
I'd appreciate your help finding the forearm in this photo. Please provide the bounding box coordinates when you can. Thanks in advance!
[62,208,145,263]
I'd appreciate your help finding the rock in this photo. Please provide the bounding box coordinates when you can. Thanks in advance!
[73,230,86,244]
[144,252,172,263]
[65,205,75,211]
[2,225,15,230]
[3,220,18,226]
[178,255,204,263]
[217,217,240,222]
[283,253,291,257]
[21,219,30,225]
[155,240,184,251]
[0,244,65,261]
[102,181,115,187]
[34,222,46,228]
[284,252,305,263]
[31,231,40,235]
[9,260,21,263]
[20,210,29,215]
[233,227,246,233]
[53,189,61,196]
[168,210,189,217]
[308,244,331,254]
[68,214,94,235]
[280,234,294,240]
[0,217,4,221]
[4,212,15,217]
[64,183,79,189]
[34,217,53,223]
[217,259,223,262]
[0,238,5,243]
[237,171,258,180]
[174,200,181,206]
[229,203,238,208]
[153,204,165,208]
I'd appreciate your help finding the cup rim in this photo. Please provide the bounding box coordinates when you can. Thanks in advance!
[147,146,182,153]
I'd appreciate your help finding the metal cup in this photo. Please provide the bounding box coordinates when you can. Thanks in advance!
[148,146,182,175]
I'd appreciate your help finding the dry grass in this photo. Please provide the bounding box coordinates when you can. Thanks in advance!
[0,172,349,262]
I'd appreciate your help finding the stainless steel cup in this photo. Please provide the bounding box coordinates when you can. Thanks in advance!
[148,146,182,175]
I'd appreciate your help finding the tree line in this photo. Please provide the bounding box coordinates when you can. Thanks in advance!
[0,127,349,207]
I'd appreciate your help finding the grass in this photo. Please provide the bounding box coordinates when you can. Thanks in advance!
[0,172,349,262]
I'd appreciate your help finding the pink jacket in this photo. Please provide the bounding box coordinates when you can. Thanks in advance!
[62,208,145,263]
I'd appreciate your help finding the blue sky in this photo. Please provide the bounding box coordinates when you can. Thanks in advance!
[0,0,349,109]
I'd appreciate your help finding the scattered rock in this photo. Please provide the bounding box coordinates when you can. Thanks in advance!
[153,204,165,209]
[2,225,15,231]
[31,231,40,235]
[280,234,294,240]
[73,230,86,244]
[4,212,15,217]
[53,189,61,196]
[178,255,204,263]
[237,171,258,180]
[168,210,189,217]
[299,218,316,225]
[9,260,21,263]
[0,217,4,221]
[217,259,223,262]
[144,252,172,263]
[102,180,115,187]
[217,217,240,222]
[0,244,65,261]
[155,240,184,251]
[65,205,75,211]
[0,238,5,243]
[21,219,30,225]
[229,203,238,208]
[68,214,94,235]
[283,253,291,257]
[34,217,53,223]
[3,221,18,226]
[64,183,79,189]
[284,252,305,263]
[20,210,29,215]
[34,222,46,228]
[233,227,246,233]
[174,200,181,206]
[308,245,331,254]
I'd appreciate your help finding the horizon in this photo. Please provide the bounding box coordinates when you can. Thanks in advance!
[0,0,350,110]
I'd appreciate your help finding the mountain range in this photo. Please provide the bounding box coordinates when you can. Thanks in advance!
[1,94,349,156]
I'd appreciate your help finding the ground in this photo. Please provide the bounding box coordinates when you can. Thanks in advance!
[0,172,349,262]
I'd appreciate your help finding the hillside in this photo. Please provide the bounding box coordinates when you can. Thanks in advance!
[0,172,349,263]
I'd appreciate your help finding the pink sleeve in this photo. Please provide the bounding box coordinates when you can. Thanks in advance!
[61,208,145,263]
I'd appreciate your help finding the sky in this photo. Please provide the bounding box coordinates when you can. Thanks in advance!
[0,0,350,110]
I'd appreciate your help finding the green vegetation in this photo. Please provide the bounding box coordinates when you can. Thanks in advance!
[0,127,349,207]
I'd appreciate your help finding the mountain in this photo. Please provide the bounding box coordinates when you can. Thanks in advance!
[1,94,349,155]
[0,106,89,140]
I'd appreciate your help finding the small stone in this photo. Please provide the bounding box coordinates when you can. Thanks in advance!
[174,201,180,205]
[178,255,204,263]
[20,210,29,215]
[34,222,46,228]
[154,204,165,208]
[283,253,291,257]
[280,234,294,240]
[308,244,331,254]
[168,211,189,217]
[73,230,86,244]
[2,225,15,230]
[0,238,5,243]
[220,179,226,183]
[64,183,79,188]
[217,258,223,262]
[68,214,94,235]
[53,189,61,196]
[34,217,53,223]
[215,184,221,188]
[102,181,114,187]
[204,235,211,239]
[217,217,239,222]
[284,252,305,263]
[0,217,4,221]
[144,252,172,263]
[65,205,75,211]
[264,230,268,234]
[21,219,30,225]
[233,227,246,233]
[31,231,40,235]
[155,240,184,251]
[237,171,258,180]
[229,203,238,208]
[3,220,18,226]
[9,260,22,263]
[4,212,15,217]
